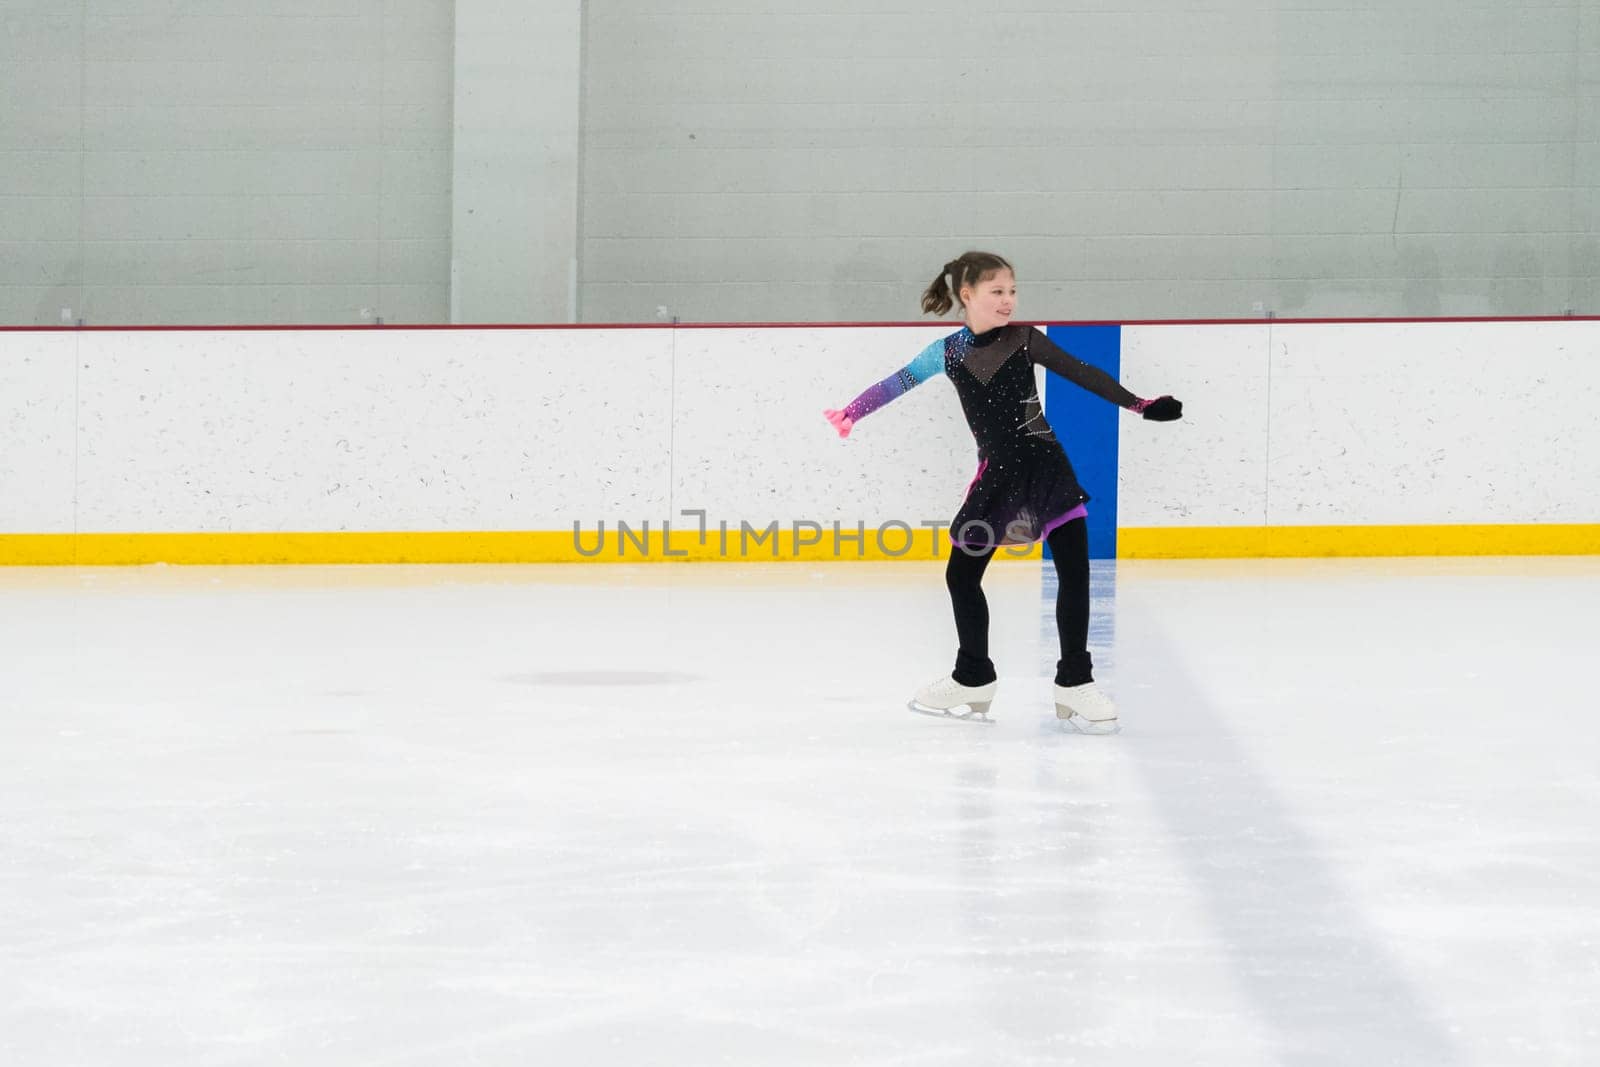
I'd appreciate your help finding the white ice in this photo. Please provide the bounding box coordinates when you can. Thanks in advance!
[2,556,1598,1065]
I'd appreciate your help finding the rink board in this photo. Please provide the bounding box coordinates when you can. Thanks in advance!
[2,320,1597,564]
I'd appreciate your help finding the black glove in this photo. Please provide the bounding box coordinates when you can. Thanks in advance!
[1140,396,1182,422]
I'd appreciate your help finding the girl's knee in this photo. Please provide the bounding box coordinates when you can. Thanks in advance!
[946,556,988,593]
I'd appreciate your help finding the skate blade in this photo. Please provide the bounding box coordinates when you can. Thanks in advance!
[1059,712,1120,735]
[907,699,996,724]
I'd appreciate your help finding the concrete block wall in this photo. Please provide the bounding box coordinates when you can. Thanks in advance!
[0,1,455,327]
[580,1,1600,323]
[1,2,1595,326]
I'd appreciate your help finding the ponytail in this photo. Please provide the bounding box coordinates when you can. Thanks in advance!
[920,251,1013,317]
[920,259,961,315]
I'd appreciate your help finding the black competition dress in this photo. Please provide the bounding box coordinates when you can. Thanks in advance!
[840,324,1143,550]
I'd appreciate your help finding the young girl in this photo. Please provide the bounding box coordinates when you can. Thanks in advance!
[823,252,1182,732]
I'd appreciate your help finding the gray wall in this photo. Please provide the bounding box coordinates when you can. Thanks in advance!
[2,1,1595,325]
[581,1,1599,322]
[0,1,454,326]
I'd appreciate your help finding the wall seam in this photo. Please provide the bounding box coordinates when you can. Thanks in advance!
[574,0,591,323]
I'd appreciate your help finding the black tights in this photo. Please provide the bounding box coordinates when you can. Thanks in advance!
[946,517,1092,689]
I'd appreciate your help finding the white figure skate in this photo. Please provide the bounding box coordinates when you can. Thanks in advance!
[907,675,998,723]
[1054,681,1119,735]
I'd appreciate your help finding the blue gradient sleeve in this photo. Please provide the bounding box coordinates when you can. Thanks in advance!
[841,339,946,422]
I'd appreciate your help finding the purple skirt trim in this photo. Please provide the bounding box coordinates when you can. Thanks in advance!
[1040,504,1089,538]
[948,503,1088,549]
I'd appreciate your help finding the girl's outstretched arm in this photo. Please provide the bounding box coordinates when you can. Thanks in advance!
[1025,327,1182,420]
[823,338,946,438]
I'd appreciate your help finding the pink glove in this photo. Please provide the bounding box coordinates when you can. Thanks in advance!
[823,408,854,438]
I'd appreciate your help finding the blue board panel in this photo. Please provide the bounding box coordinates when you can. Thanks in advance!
[1042,325,1122,559]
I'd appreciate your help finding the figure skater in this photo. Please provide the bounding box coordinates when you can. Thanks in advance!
[824,251,1182,732]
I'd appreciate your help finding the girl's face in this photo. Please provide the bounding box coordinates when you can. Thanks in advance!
[961,269,1016,332]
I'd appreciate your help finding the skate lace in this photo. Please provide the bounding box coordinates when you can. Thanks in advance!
[1059,682,1115,716]
[920,675,992,701]
[930,677,976,697]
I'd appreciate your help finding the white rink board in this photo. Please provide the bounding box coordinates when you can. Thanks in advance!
[72,329,674,533]
[3,320,1598,541]
[673,326,969,531]
[0,332,77,535]
[1265,321,1600,525]
[1122,319,1600,528]
[1119,324,1270,527]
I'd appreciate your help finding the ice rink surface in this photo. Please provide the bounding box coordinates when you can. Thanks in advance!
[3,556,1598,1066]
